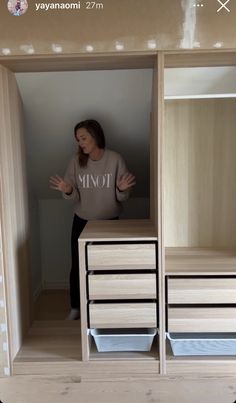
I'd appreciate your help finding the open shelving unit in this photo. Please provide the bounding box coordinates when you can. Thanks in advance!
[163,53,236,374]
[1,51,236,376]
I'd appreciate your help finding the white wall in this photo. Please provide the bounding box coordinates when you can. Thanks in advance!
[15,69,152,293]
[165,66,236,99]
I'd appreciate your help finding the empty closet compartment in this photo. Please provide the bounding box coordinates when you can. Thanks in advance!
[164,66,236,251]
[0,54,157,371]
[164,65,236,368]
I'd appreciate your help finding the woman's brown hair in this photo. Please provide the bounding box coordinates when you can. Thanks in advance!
[74,119,106,167]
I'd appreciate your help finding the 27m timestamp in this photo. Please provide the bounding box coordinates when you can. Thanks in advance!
[85,1,104,9]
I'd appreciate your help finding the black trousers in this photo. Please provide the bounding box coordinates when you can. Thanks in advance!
[70,214,119,309]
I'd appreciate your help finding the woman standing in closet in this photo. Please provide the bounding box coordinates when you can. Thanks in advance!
[50,119,136,319]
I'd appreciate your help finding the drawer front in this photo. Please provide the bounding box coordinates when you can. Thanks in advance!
[88,273,156,300]
[89,303,157,328]
[168,278,236,304]
[87,243,156,270]
[168,307,236,332]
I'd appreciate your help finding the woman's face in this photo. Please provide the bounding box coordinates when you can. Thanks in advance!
[76,128,97,154]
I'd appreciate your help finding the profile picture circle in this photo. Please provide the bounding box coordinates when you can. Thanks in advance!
[7,0,28,16]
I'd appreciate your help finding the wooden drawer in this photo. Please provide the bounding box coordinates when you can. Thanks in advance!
[168,307,236,332]
[87,243,156,270]
[89,303,157,328]
[168,278,236,304]
[88,273,156,300]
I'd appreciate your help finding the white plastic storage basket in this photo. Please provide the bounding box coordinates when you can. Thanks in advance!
[167,333,236,356]
[91,328,156,352]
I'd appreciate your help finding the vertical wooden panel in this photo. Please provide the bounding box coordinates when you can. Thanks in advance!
[151,52,166,373]
[0,65,31,374]
[79,240,89,361]
[157,53,166,375]
[0,204,10,377]
[150,56,158,226]
[164,98,236,248]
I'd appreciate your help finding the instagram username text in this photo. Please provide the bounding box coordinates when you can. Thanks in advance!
[35,1,104,11]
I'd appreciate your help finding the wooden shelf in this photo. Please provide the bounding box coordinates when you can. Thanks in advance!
[166,340,236,374]
[79,219,157,242]
[165,248,236,276]
[14,320,82,363]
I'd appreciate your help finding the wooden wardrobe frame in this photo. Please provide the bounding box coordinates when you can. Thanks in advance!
[0,49,236,376]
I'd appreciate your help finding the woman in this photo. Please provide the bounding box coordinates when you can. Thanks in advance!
[49,119,136,319]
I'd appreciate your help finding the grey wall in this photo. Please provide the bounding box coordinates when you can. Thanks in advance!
[15,69,153,294]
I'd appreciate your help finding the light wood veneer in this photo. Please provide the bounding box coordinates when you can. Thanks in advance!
[89,302,157,329]
[89,273,156,299]
[165,248,236,275]
[87,243,156,270]
[168,278,236,304]
[168,307,236,333]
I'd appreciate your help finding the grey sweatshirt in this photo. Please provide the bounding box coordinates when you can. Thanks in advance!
[63,149,130,220]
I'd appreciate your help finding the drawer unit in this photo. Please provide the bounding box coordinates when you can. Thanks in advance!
[168,278,236,304]
[79,225,158,361]
[89,302,157,328]
[88,273,156,300]
[168,307,236,333]
[164,250,236,367]
[87,243,156,270]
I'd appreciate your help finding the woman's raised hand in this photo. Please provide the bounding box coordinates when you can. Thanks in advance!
[117,172,136,192]
[49,175,73,194]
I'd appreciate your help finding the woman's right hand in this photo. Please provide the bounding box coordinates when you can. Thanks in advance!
[49,175,73,194]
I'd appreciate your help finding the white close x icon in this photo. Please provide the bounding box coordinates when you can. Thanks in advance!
[217,0,230,12]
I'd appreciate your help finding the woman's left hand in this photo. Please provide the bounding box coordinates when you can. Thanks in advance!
[117,172,136,192]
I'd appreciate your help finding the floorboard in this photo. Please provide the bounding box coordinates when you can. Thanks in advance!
[1,374,236,403]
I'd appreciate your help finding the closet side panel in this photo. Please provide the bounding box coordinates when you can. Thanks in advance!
[0,65,31,369]
[0,181,10,377]
[150,58,158,227]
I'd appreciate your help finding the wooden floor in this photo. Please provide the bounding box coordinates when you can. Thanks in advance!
[1,374,236,403]
[14,290,82,364]
[4,290,236,402]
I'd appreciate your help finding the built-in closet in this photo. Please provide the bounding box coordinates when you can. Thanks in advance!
[1,52,236,377]
[0,54,159,376]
